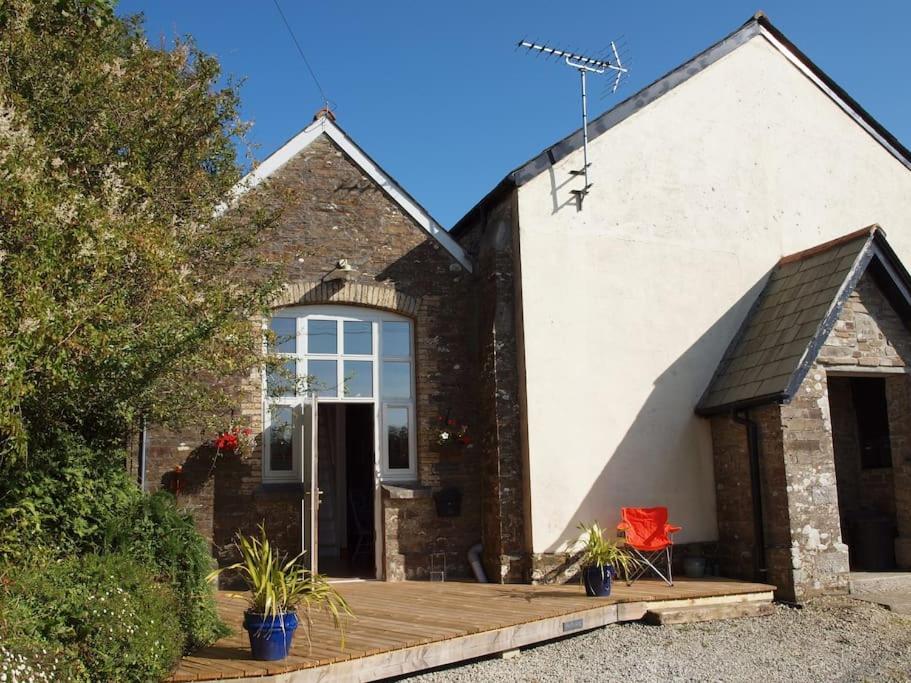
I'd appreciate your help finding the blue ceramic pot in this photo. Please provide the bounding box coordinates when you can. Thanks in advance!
[583,565,614,597]
[243,610,298,661]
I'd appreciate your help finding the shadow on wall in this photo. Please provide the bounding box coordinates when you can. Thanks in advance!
[541,267,772,555]
[157,439,276,565]
[160,443,218,497]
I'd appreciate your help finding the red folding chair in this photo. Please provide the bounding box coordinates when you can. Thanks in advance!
[617,507,681,586]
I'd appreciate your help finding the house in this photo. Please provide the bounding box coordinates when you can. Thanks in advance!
[140,13,911,601]
[140,109,483,582]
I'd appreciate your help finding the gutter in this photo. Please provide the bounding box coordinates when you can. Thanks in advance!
[138,417,148,492]
[695,391,788,418]
[733,410,768,580]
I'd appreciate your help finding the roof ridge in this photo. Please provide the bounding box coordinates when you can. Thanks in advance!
[778,225,880,265]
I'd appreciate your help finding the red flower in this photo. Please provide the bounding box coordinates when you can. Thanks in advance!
[447,419,455,426]
[460,435,472,445]
[215,432,239,452]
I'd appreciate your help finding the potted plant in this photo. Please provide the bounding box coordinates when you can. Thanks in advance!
[577,522,637,597]
[208,526,351,661]
[212,422,255,459]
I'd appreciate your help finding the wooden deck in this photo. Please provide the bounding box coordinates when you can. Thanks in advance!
[171,577,774,682]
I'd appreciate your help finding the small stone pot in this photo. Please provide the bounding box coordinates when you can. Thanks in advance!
[582,565,613,597]
[683,556,707,579]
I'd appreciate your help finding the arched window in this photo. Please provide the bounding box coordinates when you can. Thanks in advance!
[262,305,416,483]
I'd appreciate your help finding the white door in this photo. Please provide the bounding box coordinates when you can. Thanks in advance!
[299,392,319,572]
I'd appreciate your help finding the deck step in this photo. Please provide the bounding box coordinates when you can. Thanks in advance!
[644,600,774,625]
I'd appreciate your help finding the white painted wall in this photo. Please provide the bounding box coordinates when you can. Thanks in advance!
[516,35,911,553]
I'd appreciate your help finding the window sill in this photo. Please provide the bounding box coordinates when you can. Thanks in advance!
[382,483,431,500]
[258,482,305,495]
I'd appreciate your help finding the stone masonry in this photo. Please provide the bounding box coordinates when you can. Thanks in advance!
[454,191,529,582]
[819,274,911,570]
[710,272,911,601]
[143,129,482,581]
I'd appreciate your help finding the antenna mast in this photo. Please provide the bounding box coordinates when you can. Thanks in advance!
[517,40,628,206]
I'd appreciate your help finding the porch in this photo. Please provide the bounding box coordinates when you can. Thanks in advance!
[170,577,774,682]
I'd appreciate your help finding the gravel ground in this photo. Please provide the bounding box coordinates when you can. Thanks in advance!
[405,597,911,682]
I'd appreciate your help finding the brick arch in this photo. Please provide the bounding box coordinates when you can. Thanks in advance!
[270,279,420,318]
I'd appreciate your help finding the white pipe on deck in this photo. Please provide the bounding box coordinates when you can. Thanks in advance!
[468,543,487,583]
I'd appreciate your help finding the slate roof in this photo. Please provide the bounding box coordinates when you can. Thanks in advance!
[697,226,911,415]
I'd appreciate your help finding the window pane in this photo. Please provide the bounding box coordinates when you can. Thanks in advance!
[387,407,409,470]
[307,359,338,397]
[307,320,337,354]
[344,360,373,397]
[344,321,372,355]
[269,317,296,354]
[269,406,293,471]
[383,361,411,398]
[382,321,410,357]
[266,359,296,397]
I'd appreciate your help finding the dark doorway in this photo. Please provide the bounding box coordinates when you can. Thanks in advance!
[316,404,375,578]
[828,376,897,570]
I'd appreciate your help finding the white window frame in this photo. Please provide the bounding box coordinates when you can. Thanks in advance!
[381,403,416,477]
[262,305,417,483]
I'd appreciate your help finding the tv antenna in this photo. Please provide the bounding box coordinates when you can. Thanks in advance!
[517,40,628,206]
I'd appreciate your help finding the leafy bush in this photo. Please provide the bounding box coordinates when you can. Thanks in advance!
[0,633,79,683]
[0,432,140,562]
[0,553,183,682]
[107,491,229,650]
[0,436,227,652]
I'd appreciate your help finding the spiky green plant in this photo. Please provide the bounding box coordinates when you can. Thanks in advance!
[576,521,639,580]
[208,526,352,645]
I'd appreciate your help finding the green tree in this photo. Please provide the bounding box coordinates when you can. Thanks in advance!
[0,0,283,463]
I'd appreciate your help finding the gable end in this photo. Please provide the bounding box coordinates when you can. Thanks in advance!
[228,116,472,272]
[505,13,911,194]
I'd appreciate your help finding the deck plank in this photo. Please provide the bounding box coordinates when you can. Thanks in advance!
[169,577,775,682]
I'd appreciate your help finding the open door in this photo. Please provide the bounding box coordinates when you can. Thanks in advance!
[299,392,319,572]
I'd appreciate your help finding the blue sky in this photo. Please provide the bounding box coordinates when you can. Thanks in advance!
[117,1,911,228]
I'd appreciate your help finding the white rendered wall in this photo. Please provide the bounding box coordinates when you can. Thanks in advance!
[516,35,911,553]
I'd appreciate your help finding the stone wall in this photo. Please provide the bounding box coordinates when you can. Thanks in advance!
[709,413,756,581]
[818,273,911,570]
[779,365,850,599]
[143,131,481,581]
[885,375,911,569]
[818,275,911,368]
[707,272,911,600]
[710,404,794,598]
[709,369,848,602]
[455,191,529,582]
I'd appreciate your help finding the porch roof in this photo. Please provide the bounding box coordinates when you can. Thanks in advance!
[697,226,911,416]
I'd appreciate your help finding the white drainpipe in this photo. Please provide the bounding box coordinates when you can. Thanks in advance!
[468,543,487,583]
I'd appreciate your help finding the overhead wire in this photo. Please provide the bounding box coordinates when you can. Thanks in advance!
[271,0,331,111]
